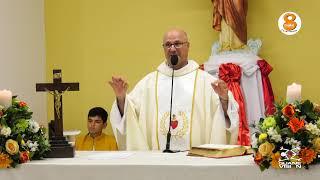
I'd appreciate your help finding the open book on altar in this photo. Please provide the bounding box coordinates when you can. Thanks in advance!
[187,144,253,158]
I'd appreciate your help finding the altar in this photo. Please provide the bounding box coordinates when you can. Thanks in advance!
[1,151,319,180]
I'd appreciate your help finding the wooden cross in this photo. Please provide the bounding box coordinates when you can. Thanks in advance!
[36,69,79,137]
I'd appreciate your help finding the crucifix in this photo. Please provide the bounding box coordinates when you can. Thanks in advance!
[36,69,79,158]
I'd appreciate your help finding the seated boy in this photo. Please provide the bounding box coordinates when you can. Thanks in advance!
[75,107,118,151]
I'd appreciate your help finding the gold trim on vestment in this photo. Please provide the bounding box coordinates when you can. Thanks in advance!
[155,71,160,150]
[189,69,199,149]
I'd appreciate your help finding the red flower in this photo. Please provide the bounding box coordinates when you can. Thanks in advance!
[19,151,29,163]
[287,118,304,133]
[19,101,27,107]
[254,152,263,165]
[0,111,3,117]
[282,104,295,118]
[300,148,316,165]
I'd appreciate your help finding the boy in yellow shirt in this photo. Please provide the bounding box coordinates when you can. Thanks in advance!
[75,107,118,151]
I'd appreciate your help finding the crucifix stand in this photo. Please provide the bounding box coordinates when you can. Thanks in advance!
[36,69,79,158]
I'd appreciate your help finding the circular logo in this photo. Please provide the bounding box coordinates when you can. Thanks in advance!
[278,12,302,35]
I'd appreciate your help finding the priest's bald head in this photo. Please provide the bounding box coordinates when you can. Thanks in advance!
[162,28,190,70]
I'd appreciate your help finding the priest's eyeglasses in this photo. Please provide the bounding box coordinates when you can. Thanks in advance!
[162,42,188,49]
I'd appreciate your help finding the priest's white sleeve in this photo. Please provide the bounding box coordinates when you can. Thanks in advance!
[209,90,239,145]
[110,75,150,151]
[110,99,127,134]
[225,91,239,144]
[110,98,128,150]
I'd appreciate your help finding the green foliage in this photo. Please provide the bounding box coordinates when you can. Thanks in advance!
[0,97,50,168]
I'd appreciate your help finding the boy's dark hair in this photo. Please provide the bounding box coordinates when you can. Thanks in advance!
[88,107,108,124]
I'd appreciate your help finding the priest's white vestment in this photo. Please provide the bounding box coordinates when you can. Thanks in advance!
[110,60,239,150]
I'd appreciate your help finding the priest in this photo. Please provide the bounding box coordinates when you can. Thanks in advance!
[109,28,239,151]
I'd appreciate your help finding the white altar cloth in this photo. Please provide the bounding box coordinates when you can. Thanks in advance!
[1,151,319,180]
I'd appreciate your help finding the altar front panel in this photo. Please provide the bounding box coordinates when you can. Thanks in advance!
[1,151,319,180]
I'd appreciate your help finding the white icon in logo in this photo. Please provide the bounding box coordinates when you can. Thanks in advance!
[278,147,302,168]
[279,147,301,162]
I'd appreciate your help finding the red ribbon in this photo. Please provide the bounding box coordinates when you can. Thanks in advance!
[257,60,275,116]
[219,63,250,146]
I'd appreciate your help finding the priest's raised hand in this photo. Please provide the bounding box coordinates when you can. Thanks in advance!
[211,79,230,127]
[108,76,128,116]
[211,79,228,101]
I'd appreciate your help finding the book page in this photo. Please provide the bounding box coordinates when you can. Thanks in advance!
[196,144,243,150]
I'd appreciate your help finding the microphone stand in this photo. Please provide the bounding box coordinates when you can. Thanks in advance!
[163,64,179,153]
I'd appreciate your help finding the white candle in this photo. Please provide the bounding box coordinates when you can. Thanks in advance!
[286,83,301,103]
[0,89,12,108]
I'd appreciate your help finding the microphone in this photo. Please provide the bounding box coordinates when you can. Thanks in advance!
[163,55,180,153]
[170,54,178,66]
